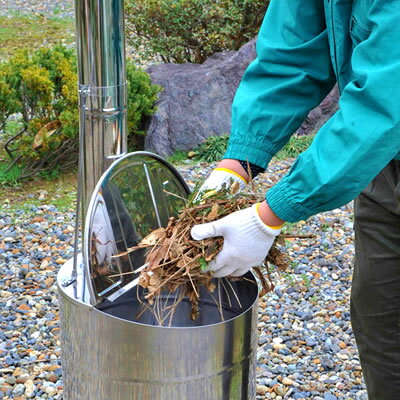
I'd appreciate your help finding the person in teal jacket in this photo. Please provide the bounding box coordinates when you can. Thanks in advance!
[191,0,400,398]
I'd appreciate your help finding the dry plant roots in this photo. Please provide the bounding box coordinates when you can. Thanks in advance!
[124,188,290,322]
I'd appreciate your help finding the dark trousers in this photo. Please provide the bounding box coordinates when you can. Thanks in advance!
[351,160,400,399]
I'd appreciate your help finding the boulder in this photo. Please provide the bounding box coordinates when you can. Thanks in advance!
[145,39,257,156]
[145,39,339,156]
[297,86,339,136]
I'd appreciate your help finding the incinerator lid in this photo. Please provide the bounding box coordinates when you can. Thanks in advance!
[83,151,190,306]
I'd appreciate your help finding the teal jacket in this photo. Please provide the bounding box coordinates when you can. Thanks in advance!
[224,0,400,222]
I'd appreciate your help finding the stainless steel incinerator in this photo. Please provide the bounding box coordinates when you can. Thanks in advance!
[57,1,259,399]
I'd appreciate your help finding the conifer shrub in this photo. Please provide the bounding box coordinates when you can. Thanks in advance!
[126,62,162,151]
[0,45,160,181]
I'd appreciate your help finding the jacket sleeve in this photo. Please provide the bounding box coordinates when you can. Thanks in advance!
[224,0,336,167]
[267,0,400,222]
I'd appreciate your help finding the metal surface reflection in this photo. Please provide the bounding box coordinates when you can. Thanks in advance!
[58,261,259,400]
[84,152,190,305]
[75,0,128,220]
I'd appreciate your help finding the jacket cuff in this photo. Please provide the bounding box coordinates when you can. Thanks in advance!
[266,182,314,223]
[223,142,274,170]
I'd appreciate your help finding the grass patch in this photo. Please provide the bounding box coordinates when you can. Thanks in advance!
[274,134,315,160]
[191,133,315,164]
[193,135,229,163]
[0,163,22,186]
[52,190,76,212]
[0,169,77,212]
[167,150,188,165]
[0,15,75,60]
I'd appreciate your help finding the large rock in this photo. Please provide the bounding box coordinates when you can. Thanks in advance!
[297,86,339,136]
[145,39,339,156]
[145,39,257,156]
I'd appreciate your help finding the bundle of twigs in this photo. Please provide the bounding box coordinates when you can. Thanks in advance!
[128,185,289,321]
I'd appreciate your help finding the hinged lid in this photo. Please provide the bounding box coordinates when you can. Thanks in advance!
[83,152,190,305]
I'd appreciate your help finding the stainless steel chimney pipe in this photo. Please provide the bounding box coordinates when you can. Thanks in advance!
[75,0,127,219]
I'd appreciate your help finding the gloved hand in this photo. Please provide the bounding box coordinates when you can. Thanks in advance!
[194,167,248,202]
[191,203,282,277]
[91,194,115,266]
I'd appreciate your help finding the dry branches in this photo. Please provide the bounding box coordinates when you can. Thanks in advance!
[127,188,290,321]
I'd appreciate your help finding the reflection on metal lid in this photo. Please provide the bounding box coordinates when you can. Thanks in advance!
[83,152,190,305]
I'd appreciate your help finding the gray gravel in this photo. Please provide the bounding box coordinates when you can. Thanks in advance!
[0,160,367,399]
[0,199,73,399]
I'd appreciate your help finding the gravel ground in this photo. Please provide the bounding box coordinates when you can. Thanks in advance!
[0,160,368,399]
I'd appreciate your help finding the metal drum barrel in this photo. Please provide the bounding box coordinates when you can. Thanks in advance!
[58,258,259,400]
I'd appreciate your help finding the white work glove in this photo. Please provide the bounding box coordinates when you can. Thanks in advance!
[191,203,282,277]
[194,167,248,202]
[91,194,115,265]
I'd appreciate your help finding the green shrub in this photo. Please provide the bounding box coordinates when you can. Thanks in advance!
[0,163,21,186]
[193,134,229,163]
[167,150,188,164]
[191,133,315,164]
[125,0,269,63]
[126,63,162,151]
[274,134,315,160]
[0,74,19,132]
[0,45,160,181]
[0,45,78,179]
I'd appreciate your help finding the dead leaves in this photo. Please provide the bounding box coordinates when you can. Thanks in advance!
[204,239,222,262]
[33,120,61,149]
[147,237,172,269]
[134,190,290,321]
[207,203,219,221]
[140,227,166,246]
